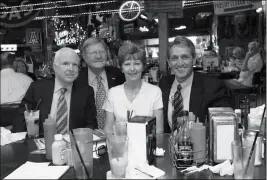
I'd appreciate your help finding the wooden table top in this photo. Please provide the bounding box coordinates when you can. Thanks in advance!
[1,134,265,179]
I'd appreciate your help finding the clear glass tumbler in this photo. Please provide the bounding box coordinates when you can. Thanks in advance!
[24,110,39,138]
[107,135,128,178]
[231,140,256,179]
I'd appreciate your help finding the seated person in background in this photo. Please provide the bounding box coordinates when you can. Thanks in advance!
[224,42,263,89]
[1,52,33,104]
[227,47,245,72]
[13,57,37,81]
[13,47,98,134]
[159,36,232,133]
[104,42,164,135]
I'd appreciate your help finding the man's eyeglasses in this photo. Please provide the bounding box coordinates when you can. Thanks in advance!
[86,51,106,57]
[93,141,107,156]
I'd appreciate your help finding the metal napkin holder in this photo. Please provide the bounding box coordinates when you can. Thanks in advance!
[168,134,207,169]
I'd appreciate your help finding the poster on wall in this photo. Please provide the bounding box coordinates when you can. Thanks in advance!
[25,28,42,52]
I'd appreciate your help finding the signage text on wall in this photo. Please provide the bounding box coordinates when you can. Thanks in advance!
[214,0,262,15]
[54,30,77,46]
[0,0,41,28]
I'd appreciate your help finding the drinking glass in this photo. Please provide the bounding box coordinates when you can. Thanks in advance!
[231,140,256,179]
[113,121,127,136]
[71,128,93,179]
[24,110,39,138]
[107,135,128,178]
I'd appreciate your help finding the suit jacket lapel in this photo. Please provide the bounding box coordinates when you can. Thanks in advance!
[105,67,116,88]
[40,80,54,122]
[69,83,77,129]
[77,68,89,86]
[189,73,204,117]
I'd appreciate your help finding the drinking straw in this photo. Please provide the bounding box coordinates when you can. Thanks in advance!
[244,106,266,175]
[25,104,29,112]
[35,99,42,111]
[70,129,90,179]
[239,134,244,168]
[243,131,259,175]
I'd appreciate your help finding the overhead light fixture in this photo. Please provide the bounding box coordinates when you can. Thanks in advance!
[140,14,147,19]
[256,7,263,13]
[175,25,186,30]
[139,26,149,32]
[197,12,212,18]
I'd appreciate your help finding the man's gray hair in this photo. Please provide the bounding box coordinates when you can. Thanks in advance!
[54,47,79,64]
[167,36,196,59]
[81,37,108,54]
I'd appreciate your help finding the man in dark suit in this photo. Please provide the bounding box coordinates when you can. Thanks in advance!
[159,36,232,133]
[76,37,125,129]
[13,47,97,134]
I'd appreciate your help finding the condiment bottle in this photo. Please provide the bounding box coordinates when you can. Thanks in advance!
[43,114,56,160]
[235,109,244,136]
[52,134,67,165]
[190,118,206,164]
[175,110,193,167]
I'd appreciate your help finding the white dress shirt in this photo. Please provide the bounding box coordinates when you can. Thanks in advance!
[168,72,194,128]
[50,78,72,130]
[88,68,109,99]
[238,53,263,87]
[1,68,33,104]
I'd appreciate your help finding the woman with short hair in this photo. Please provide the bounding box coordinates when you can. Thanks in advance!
[13,57,36,81]
[103,42,164,135]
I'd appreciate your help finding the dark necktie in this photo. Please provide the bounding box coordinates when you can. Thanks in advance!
[56,88,68,134]
[96,76,106,129]
[172,84,183,132]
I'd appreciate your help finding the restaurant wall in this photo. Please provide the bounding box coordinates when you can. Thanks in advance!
[217,11,261,58]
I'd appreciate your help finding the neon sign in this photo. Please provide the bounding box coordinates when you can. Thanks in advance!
[54,30,77,46]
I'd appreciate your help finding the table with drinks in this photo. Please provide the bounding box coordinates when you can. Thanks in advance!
[1,106,266,179]
[1,133,265,179]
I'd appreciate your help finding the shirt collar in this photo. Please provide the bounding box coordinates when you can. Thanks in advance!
[1,68,15,74]
[173,72,194,89]
[88,67,106,83]
[54,78,72,94]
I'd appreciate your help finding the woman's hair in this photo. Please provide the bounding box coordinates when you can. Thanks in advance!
[118,42,146,68]
[168,36,196,59]
[233,47,245,59]
[13,57,28,72]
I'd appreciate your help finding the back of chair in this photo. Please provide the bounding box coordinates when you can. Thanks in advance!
[0,103,20,127]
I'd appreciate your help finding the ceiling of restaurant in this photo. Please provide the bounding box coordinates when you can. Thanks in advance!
[120,1,214,40]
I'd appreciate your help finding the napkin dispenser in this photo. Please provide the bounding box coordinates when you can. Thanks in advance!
[207,107,237,164]
[127,116,156,166]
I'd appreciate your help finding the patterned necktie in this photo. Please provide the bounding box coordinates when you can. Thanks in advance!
[172,84,183,132]
[96,76,106,129]
[56,88,68,134]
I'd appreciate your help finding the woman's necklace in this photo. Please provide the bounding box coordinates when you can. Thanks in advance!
[124,83,142,103]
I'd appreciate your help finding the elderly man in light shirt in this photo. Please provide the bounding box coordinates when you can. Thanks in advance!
[225,42,263,89]
[1,52,33,104]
